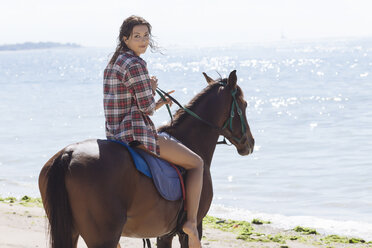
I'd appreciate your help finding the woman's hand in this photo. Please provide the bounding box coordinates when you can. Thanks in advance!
[150,76,158,94]
[155,90,175,110]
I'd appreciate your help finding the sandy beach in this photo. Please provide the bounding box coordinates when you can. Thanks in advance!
[0,199,371,248]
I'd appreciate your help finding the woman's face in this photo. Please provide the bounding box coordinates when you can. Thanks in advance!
[124,25,150,56]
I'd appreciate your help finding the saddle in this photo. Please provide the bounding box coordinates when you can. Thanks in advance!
[109,139,186,201]
[109,139,190,248]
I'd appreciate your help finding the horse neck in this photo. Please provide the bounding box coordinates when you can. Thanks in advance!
[171,90,230,168]
[174,120,219,167]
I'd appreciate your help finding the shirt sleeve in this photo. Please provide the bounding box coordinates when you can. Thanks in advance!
[127,63,156,116]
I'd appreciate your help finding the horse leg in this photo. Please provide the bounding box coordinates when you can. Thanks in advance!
[66,180,126,248]
[72,232,79,248]
[70,203,126,248]
[156,235,174,248]
[197,222,203,243]
[178,221,203,248]
[75,216,124,248]
[178,233,189,248]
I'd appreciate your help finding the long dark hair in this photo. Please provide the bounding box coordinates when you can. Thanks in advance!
[109,15,157,64]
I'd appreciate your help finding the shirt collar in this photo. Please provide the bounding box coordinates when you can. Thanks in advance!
[124,49,146,66]
[124,49,135,56]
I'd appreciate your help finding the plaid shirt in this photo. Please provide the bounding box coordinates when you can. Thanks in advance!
[103,50,159,155]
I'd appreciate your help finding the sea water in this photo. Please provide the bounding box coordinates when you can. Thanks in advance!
[0,38,371,240]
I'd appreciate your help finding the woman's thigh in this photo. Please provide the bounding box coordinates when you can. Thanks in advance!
[158,135,202,170]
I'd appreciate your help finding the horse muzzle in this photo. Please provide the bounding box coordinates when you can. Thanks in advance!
[221,130,254,156]
[236,134,255,156]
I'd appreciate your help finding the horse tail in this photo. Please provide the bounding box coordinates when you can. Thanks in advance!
[44,150,74,248]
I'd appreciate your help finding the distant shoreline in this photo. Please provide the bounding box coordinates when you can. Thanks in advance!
[0,42,81,51]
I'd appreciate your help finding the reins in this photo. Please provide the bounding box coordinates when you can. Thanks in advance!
[156,82,246,145]
[156,88,221,130]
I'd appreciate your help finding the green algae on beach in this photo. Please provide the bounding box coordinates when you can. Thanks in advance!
[321,234,367,244]
[19,196,43,207]
[203,216,292,244]
[203,216,372,247]
[293,226,318,235]
[252,218,271,225]
[0,196,42,207]
[0,197,17,203]
[203,216,281,243]
[203,215,253,233]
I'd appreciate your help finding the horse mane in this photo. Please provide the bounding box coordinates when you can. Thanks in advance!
[157,79,226,134]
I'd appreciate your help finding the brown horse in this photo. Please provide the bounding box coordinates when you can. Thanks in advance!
[39,70,254,248]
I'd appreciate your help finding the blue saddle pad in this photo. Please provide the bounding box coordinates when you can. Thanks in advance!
[109,140,184,201]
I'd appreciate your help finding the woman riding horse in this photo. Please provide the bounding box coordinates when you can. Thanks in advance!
[39,16,254,248]
[39,70,254,248]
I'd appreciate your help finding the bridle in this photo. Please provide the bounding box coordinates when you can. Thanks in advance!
[156,82,247,145]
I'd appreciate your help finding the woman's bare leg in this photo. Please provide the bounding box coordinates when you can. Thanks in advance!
[157,135,203,248]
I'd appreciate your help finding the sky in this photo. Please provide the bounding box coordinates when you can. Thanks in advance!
[1,0,372,48]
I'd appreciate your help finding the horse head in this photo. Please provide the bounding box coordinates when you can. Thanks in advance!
[203,70,255,155]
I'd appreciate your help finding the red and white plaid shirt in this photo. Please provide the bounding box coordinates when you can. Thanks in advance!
[103,50,159,155]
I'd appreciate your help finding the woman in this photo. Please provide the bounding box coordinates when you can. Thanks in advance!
[103,16,203,248]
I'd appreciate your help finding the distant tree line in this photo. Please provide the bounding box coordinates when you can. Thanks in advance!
[0,42,81,51]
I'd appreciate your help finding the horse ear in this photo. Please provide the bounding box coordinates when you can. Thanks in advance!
[227,70,237,89]
[202,72,214,85]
